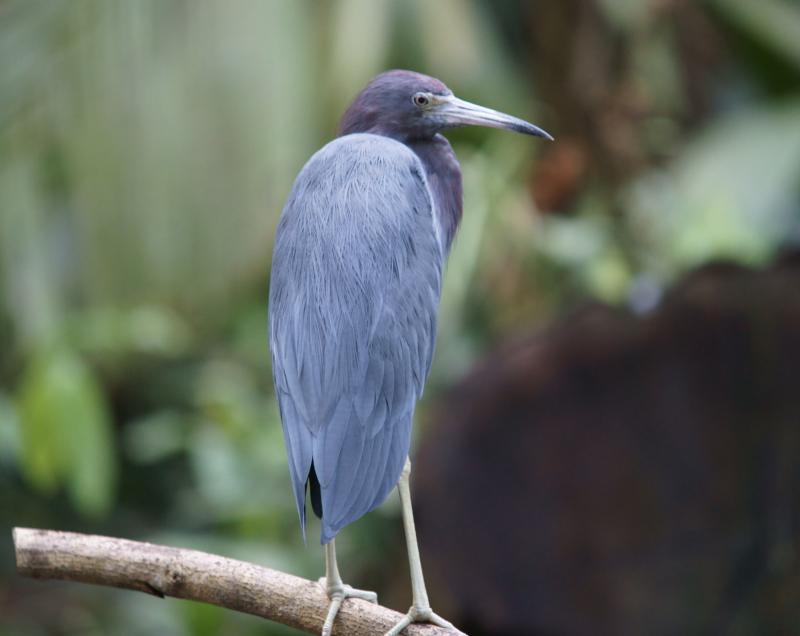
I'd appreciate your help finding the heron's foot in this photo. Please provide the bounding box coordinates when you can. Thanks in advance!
[384,605,456,636]
[318,577,378,636]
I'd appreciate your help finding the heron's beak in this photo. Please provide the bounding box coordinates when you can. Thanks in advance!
[436,95,553,140]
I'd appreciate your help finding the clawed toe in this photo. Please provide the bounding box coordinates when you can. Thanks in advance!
[319,578,379,636]
[384,605,457,636]
[424,610,455,629]
[342,584,378,603]
[321,594,343,636]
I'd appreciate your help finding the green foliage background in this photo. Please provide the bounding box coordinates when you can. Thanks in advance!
[1,0,798,634]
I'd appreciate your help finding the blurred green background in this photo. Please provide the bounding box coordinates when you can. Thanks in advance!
[1,0,798,634]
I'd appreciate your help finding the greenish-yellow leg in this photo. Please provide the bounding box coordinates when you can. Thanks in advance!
[384,457,456,636]
[319,538,378,636]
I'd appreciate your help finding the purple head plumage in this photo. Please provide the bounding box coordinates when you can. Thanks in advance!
[339,69,552,142]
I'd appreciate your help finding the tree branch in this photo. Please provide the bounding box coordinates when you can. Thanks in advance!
[13,528,463,636]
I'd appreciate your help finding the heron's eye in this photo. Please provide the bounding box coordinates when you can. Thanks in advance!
[413,93,430,108]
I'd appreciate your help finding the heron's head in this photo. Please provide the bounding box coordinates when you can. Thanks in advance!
[339,69,552,142]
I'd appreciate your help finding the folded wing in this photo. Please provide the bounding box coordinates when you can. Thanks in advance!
[269,133,443,543]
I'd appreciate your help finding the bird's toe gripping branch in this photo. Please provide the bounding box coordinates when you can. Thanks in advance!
[384,605,458,636]
[318,577,379,636]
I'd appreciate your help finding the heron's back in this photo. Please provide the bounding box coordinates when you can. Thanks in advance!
[269,133,443,543]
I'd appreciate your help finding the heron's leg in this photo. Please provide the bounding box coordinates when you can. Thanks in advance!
[318,538,378,636]
[384,458,457,636]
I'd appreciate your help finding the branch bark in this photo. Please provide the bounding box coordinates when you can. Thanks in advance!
[13,528,463,636]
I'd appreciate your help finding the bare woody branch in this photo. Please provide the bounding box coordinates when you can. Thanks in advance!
[13,528,463,636]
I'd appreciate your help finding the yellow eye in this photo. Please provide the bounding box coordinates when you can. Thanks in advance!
[413,93,430,107]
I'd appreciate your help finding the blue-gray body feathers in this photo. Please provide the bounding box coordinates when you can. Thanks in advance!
[269,133,443,543]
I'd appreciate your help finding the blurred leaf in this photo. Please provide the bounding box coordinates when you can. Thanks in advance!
[535,214,611,269]
[179,601,224,636]
[123,410,187,465]
[225,302,271,371]
[709,0,800,70]
[628,100,800,274]
[18,347,116,517]
[71,305,193,358]
[0,393,20,467]
[585,247,631,301]
[598,0,652,31]
[534,212,632,302]
[328,0,392,115]
[194,359,260,436]
[0,156,60,347]
[1,0,319,317]
[188,421,245,515]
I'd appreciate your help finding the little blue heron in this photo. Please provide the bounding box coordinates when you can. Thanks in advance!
[268,69,551,635]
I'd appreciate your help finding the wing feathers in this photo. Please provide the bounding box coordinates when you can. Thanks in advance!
[354,355,383,423]
[269,134,442,543]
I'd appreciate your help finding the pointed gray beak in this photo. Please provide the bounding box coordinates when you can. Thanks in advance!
[436,95,553,140]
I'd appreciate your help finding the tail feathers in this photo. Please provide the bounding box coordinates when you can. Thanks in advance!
[317,412,412,544]
[309,462,323,519]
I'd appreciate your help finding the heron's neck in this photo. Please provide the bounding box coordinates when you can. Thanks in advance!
[408,134,463,255]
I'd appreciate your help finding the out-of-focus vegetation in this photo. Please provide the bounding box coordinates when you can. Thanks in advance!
[0,1,798,635]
